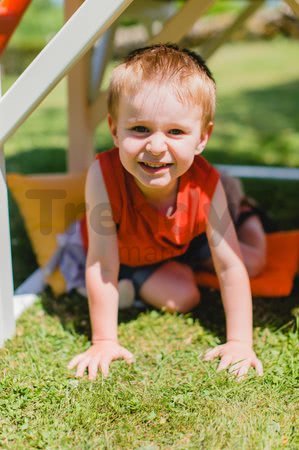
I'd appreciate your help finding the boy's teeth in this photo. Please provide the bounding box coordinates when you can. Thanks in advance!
[143,162,168,167]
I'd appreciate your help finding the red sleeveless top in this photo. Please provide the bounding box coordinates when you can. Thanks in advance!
[81,147,219,266]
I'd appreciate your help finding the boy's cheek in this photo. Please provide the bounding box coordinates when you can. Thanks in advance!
[121,137,141,151]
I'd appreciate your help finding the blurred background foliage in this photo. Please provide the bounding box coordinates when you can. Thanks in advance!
[4,0,272,52]
[8,0,63,48]
[8,0,246,48]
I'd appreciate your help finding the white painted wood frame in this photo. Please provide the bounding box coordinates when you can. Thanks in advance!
[65,0,94,173]
[0,148,15,346]
[66,52,94,173]
[216,164,299,181]
[66,0,118,172]
[0,153,15,346]
[0,67,15,346]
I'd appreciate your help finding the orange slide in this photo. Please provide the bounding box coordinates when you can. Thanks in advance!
[0,0,32,56]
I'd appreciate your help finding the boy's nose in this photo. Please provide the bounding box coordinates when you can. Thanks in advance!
[146,133,167,155]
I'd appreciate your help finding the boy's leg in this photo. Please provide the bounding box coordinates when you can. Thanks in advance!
[118,279,135,309]
[237,216,267,277]
[139,260,200,313]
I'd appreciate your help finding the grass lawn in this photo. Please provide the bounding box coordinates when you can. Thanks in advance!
[1,38,299,448]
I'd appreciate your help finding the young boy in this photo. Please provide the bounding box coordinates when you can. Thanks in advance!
[68,44,263,381]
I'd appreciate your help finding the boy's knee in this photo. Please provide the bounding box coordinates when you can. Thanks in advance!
[140,261,200,313]
[166,263,200,313]
[165,284,200,313]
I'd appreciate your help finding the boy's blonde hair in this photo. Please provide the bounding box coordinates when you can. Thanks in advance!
[108,44,216,129]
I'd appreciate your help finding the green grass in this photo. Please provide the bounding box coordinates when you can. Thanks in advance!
[1,38,299,448]
[208,38,299,167]
[1,297,299,449]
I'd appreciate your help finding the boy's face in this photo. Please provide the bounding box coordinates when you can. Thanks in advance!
[108,83,213,199]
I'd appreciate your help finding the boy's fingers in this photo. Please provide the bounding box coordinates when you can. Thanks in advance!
[121,348,135,364]
[75,357,91,377]
[204,346,221,361]
[216,355,232,372]
[234,363,250,381]
[88,358,101,380]
[252,358,264,376]
[68,353,84,369]
[228,358,248,374]
[99,358,110,378]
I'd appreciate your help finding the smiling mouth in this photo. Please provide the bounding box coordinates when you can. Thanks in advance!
[139,161,173,169]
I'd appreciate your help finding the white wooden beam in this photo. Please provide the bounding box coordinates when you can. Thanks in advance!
[0,0,134,146]
[216,164,299,181]
[149,0,215,45]
[65,0,93,173]
[0,148,15,346]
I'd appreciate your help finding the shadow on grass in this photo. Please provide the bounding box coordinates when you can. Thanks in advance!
[193,285,299,342]
[221,79,299,133]
[39,279,299,344]
[40,289,148,341]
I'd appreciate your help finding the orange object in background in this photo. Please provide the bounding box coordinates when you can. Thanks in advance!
[0,0,32,56]
[195,231,299,298]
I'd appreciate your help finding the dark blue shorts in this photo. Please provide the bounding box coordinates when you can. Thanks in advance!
[119,233,211,296]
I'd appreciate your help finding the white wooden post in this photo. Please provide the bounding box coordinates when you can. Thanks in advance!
[0,67,15,346]
[65,0,94,173]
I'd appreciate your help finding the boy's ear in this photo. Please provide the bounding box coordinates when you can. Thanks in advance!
[108,114,119,147]
[195,121,214,155]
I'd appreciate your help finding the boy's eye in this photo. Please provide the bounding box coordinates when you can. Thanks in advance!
[131,126,149,133]
[169,129,184,135]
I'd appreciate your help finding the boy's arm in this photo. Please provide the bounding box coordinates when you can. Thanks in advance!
[204,180,263,378]
[85,159,119,342]
[68,160,134,379]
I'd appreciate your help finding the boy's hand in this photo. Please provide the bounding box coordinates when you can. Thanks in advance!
[203,340,263,380]
[68,340,134,380]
